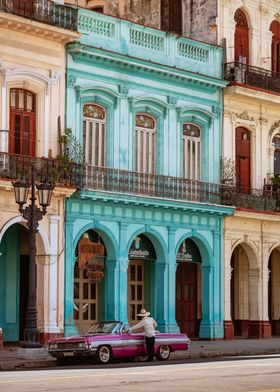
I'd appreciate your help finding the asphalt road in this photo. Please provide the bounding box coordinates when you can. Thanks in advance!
[0,355,280,392]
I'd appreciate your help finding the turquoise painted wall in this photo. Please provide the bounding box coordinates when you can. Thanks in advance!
[64,9,234,339]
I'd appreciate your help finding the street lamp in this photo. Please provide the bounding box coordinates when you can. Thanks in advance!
[12,164,54,348]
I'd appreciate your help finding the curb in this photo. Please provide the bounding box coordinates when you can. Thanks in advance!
[1,348,280,371]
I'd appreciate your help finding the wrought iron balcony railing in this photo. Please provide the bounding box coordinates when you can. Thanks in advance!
[0,152,81,188]
[224,62,280,94]
[0,0,77,31]
[83,165,279,212]
[1,156,278,212]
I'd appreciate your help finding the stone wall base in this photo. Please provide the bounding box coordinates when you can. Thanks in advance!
[248,321,271,338]
[224,320,234,339]
[40,332,64,346]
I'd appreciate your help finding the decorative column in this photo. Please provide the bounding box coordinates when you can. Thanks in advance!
[0,67,8,152]
[199,264,214,338]
[43,215,62,341]
[248,267,262,338]
[224,233,234,339]
[199,230,224,339]
[260,240,271,338]
[64,216,78,336]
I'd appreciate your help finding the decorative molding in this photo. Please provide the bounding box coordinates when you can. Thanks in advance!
[49,71,62,84]
[0,37,61,58]
[67,75,77,88]
[118,85,129,97]
[237,110,254,122]
[274,13,280,23]
[269,120,280,137]
[167,96,177,107]
[259,5,269,16]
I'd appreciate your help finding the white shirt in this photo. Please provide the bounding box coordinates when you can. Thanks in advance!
[130,316,157,337]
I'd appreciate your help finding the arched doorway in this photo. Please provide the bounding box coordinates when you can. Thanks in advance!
[268,248,280,335]
[236,127,251,193]
[74,230,107,333]
[0,224,31,342]
[127,234,156,323]
[234,9,249,64]
[230,245,250,337]
[176,238,202,338]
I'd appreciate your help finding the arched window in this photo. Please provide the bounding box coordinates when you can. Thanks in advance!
[83,104,106,167]
[235,127,251,192]
[272,134,280,175]
[234,9,249,64]
[183,123,201,180]
[135,114,156,174]
[270,21,280,73]
[9,88,36,156]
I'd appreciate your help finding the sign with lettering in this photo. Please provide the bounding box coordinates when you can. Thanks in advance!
[78,237,105,269]
[177,239,201,263]
[129,235,156,260]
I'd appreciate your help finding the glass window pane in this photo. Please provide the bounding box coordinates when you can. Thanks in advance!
[74,302,79,320]
[83,269,88,279]
[74,262,79,278]
[26,93,33,111]
[137,285,142,301]
[18,90,24,109]
[184,284,188,300]
[83,303,89,320]
[90,283,96,300]
[130,304,135,320]
[90,303,96,320]
[74,282,79,299]
[22,116,30,155]
[130,265,136,281]
[83,283,89,299]
[131,285,135,300]
[137,265,142,281]
[10,90,16,107]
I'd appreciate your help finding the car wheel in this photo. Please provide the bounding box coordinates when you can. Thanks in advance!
[156,345,170,361]
[96,345,112,364]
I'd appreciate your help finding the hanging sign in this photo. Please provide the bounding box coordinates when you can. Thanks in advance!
[78,237,105,269]
[176,239,201,263]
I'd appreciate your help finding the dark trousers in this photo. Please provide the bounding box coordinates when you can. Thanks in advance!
[145,336,155,361]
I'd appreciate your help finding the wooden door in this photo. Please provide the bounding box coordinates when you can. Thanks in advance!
[9,89,36,156]
[128,260,144,323]
[234,9,249,64]
[270,21,280,73]
[236,127,250,193]
[176,262,198,337]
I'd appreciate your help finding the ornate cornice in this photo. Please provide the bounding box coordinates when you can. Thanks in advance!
[68,44,226,92]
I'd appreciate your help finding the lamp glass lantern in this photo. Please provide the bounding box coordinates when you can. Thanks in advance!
[12,178,30,206]
[36,181,54,208]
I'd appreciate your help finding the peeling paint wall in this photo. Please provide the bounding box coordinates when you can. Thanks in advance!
[69,0,161,29]
[182,0,217,44]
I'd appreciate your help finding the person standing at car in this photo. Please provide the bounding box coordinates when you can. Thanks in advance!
[128,308,157,362]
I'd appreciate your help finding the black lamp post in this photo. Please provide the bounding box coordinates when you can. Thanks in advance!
[12,165,54,348]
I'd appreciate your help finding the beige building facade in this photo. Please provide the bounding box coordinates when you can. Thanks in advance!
[0,2,79,343]
[219,0,280,338]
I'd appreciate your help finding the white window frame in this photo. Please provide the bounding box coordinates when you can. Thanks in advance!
[183,123,201,181]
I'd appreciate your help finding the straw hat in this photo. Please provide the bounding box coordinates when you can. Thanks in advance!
[137,308,150,317]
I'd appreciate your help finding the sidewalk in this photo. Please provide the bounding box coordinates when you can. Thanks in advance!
[1,338,280,371]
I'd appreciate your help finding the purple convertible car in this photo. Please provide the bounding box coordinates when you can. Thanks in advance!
[47,321,190,364]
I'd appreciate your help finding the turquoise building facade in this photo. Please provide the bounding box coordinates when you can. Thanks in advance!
[65,9,234,339]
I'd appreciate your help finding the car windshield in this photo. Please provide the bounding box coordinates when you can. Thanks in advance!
[86,321,120,334]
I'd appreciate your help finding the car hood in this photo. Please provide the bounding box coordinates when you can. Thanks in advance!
[48,333,108,343]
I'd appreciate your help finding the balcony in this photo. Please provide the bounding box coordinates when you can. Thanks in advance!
[77,8,223,80]
[0,152,81,188]
[0,0,77,31]
[82,166,279,212]
[224,62,280,94]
